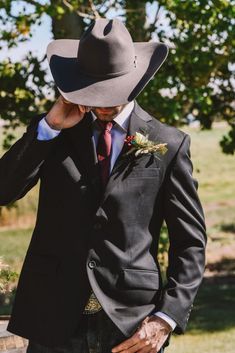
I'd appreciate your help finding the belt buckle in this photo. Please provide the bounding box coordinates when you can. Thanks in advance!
[83,292,102,315]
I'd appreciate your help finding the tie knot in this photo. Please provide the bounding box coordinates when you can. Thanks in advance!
[97,120,115,132]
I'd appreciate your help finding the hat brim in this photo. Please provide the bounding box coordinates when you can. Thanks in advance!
[47,39,169,107]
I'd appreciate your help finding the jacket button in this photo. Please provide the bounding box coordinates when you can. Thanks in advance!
[88,260,96,269]
[80,185,87,192]
[93,222,102,230]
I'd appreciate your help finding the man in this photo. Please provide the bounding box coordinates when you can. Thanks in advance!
[0,18,206,353]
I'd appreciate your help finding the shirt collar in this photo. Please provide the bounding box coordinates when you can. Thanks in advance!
[91,100,134,132]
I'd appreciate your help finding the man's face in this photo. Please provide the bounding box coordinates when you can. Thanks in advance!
[91,104,126,122]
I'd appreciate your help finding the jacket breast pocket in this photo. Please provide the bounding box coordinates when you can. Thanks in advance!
[127,167,160,179]
[22,253,60,275]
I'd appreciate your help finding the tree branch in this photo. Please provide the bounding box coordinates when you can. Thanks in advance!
[61,0,117,20]
[153,5,161,26]
[146,5,162,41]
[22,0,39,6]
[62,0,96,19]
[125,8,144,13]
[97,0,108,12]
[88,0,101,18]
[76,10,95,19]
[62,0,73,11]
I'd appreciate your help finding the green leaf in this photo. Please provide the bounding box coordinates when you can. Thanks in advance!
[56,6,65,15]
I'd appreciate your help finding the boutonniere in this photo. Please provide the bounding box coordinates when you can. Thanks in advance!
[124,132,168,158]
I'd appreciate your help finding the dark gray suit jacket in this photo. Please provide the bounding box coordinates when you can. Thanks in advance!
[0,101,206,347]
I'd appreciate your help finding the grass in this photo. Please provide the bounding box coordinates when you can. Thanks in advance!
[0,229,235,353]
[0,125,39,227]
[1,227,235,353]
[0,228,32,273]
[0,123,235,352]
[168,329,235,353]
[167,280,235,353]
[182,124,235,230]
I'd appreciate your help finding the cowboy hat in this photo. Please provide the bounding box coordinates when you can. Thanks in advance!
[47,18,169,107]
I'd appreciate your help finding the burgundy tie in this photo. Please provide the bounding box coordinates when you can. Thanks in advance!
[96,120,114,189]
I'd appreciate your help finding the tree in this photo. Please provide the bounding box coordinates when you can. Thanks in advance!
[0,0,234,152]
[0,0,84,148]
[124,0,235,154]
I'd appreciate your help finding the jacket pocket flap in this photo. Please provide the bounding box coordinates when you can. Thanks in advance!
[119,268,159,290]
[23,254,60,275]
[128,168,160,178]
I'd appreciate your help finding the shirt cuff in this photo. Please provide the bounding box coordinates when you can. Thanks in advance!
[153,311,177,330]
[37,116,61,140]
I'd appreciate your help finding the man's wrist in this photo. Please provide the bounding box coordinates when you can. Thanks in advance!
[37,117,61,141]
[153,312,177,331]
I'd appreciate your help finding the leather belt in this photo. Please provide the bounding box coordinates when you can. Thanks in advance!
[83,291,102,314]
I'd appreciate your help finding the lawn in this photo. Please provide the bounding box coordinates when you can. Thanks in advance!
[168,328,235,353]
[0,123,234,353]
[168,279,235,353]
[0,228,32,273]
[1,228,235,353]
[182,124,235,225]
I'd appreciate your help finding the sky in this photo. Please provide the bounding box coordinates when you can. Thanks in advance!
[0,13,52,61]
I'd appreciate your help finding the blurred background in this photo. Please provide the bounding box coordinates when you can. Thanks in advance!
[0,1,234,353]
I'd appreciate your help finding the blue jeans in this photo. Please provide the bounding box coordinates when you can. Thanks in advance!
[26,309,164,353]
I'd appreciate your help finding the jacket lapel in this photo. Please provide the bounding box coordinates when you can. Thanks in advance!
[62,112,102,198]
[101,101,152,204]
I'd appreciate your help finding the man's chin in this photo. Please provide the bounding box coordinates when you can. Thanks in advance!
[96,115,115,122]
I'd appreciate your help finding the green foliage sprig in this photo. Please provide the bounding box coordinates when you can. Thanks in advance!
[124,132,168,157]
[0,258,18,294]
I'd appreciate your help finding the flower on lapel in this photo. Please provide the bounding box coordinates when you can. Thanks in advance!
[124,132,168,157]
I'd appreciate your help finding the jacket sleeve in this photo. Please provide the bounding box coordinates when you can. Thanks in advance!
[159,134,207,334]
[0,114,59,206]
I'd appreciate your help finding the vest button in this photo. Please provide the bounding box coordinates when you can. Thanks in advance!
[88,260,97,269]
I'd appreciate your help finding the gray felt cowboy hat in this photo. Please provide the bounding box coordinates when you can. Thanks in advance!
[47,18,169,107]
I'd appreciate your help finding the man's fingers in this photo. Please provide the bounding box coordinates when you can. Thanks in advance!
[137,344,155,353]
[111,333,140,352]
[111,315,168,353]
[123,340,151,353]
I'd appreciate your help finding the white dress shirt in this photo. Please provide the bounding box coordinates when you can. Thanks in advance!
[36,102,177,331]
[91,102,134,173]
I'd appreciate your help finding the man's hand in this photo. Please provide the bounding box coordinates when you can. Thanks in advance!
[111,316,172,353]
[45,95,91,130]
